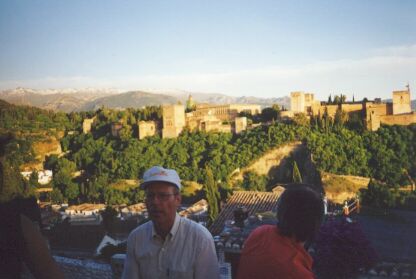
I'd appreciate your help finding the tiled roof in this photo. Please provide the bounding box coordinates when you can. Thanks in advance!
[357,262,416,278]
[21,256,112,279]
[66,203,106,212]
[54,256,112,279]
[123,203,146,213]
[209,191,282,235]
[179,199,208,217]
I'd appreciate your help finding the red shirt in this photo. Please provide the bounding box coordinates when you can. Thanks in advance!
[236,225,315,279]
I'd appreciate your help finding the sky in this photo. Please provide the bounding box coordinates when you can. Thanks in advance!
[0,0,415,100]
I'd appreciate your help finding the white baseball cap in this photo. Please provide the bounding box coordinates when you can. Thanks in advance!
[140,166,182,190]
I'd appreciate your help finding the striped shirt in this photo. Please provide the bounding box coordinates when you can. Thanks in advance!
[122,213,220,279]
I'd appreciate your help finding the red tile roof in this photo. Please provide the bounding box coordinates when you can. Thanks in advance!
[209,191,282,235]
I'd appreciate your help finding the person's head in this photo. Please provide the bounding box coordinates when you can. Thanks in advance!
[141,166,182,228]
[277,184,324,243]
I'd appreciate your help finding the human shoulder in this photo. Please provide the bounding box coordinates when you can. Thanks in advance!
[252,224,276,236]
[127,220,152,241]
[245,224,277,243]
[180,217,213,239]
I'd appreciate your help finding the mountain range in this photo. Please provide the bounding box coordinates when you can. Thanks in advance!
[1,87,415,113]
[0,88,291,112]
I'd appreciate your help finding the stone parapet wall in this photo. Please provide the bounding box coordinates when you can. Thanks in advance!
[380,112,416,126]
[340,103,363,113]
[365,102,393,116]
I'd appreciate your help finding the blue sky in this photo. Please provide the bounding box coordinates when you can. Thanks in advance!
[1,0,415,100]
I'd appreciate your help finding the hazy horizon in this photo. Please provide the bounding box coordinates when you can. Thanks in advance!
[1,0,415,101]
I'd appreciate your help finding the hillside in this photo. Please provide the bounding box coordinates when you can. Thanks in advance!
[231,141,322,191]
[321,172,370,203]
[232,141,304,181]
[231,141,370,203]
[20,134,64,171]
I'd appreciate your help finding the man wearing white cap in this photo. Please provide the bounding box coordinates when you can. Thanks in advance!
[122,166,220,279]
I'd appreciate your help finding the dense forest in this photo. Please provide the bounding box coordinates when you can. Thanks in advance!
[1,99,415,210]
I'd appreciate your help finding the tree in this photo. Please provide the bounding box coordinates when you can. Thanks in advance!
[50,188,64,204]
[0,158,25,202]
[29,171,39,188]
[292,161,302,183]
[102,206,118,233]
[360,180,396,209]
[204,166,220,224]
[241,171,268,191]
[44,155,59,172]
[293,113,309,127]
[119,125,133,142]
[52,159,79,202]
[261,105,280,122]
[334,108,348,128]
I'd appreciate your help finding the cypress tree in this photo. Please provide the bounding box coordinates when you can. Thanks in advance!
[292,161,303,183]
[204,166,220,224]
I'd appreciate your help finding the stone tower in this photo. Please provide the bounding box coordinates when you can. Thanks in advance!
[392,89,411,115]
[138,120,156,139]
[234,117,247,134]
[304,93,315,108]
[186,95,195,111]
[162,104,185,138]
[290,92,305,113]
[82,117,95,134]
[365,107,381,131]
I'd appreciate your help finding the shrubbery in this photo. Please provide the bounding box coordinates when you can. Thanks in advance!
[314,217,378,279]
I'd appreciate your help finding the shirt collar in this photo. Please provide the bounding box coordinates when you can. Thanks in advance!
[151,213,181,240]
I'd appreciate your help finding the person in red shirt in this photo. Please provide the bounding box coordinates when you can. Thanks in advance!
[237,184,324,279]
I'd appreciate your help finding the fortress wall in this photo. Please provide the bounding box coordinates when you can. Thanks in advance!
[366,109,381,131]
[340,103,363,113]
[190,104,260,122]
[379,112,416,126]
[365,103,392,116]
[314,105,339,118]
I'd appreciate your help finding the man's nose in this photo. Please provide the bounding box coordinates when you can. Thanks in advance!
[147,195,162,203]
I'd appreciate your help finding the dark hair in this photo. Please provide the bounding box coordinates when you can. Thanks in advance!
[277,184,324,242]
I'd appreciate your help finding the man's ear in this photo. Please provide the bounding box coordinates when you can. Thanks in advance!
[175,193,182,205]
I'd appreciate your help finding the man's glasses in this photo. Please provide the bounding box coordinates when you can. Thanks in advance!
[145,192,177,201]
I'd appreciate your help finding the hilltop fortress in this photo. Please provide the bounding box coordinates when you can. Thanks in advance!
[282,87,416,131]
[162,101,261,138]
[82,88,415,138]
[81,97,260,138]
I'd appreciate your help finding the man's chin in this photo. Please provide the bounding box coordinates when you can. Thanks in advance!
[149,212,164,219]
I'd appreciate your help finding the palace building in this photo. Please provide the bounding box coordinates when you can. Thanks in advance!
[283,87,415,131]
